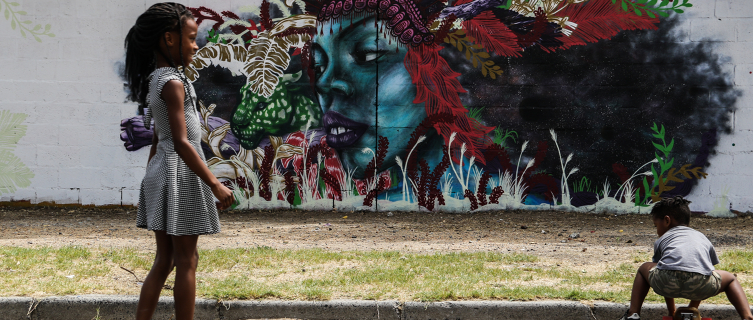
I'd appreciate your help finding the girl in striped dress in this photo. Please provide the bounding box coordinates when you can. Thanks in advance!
[123,3,234,319]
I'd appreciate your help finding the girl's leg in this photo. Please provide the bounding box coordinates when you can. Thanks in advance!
[716,270,753,320]
[628,262,657,315]
[171,234,200,320]
[136,231,175,320]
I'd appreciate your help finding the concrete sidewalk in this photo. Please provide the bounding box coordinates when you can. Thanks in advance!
[0,295,747,320]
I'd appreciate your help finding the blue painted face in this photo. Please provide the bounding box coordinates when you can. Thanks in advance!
[313,16,427,178]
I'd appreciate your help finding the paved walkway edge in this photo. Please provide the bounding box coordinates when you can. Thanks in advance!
[0,295,746,320]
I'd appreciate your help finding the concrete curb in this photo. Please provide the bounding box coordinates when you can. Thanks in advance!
[1,295,748,320]
[220,300,402,320]
[402,301,593,320]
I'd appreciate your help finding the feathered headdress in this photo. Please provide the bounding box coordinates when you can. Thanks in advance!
[301,0,689,51]
[186,0,691,162]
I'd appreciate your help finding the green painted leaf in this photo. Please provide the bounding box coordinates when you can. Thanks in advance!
[22,20,30,24]
[665,158,674,171]
[32,24,40,31]
[652,142,666,153]
[0,111,28,149]
[9,2,19,6]
[0,150,35,195]
[10,18,14,29]
[45,24,50,31]
[621,1,628,11]
[16,10,25,15]
[657,10,669,17]
[0,110,35,194]
[659,0,670,7]
[634,188,641,206]
[674,9,684,13]
[611,0,617,3]
[642,177,651,198]
[646,10,656,18]
[634,8,642,16]
[47,33,55,37]
[20,29,25,38]
[3,9,8,20]
[34,35,40,42]
[647,0,658,6]
[666,138,674,152]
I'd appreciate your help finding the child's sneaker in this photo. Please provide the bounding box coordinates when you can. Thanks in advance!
[619,310,640,320]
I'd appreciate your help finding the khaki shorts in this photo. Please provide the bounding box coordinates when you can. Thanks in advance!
[649,267,722,301]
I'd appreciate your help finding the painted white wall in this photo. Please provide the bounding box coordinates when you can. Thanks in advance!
[0,0,751,211]
[0,0,248,206]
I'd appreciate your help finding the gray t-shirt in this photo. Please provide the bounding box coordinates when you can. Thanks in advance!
[652,226,719,275]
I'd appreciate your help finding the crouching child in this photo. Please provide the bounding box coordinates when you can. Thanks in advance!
[620,196,753,320]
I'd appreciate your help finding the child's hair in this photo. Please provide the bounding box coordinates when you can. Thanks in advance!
[123,2,194,115]
[651,196,692,226]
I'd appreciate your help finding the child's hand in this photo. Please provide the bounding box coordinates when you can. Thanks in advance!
[211,184,235,210]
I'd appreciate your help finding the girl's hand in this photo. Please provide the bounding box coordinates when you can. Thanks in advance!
[211,183,235,210]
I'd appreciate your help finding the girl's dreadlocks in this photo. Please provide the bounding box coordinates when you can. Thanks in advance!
[124,2,194,116]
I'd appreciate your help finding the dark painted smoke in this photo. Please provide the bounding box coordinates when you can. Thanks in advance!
[451,15,741,197]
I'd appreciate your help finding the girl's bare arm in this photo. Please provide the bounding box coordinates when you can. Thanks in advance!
[162,80,234,209]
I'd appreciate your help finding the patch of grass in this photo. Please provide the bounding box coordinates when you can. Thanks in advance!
[201,275,280,300]
[2,246,752,304]
[102,247,152,270]
[718,250,753,273]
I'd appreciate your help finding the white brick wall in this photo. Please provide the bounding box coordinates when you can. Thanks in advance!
[0,0,752,212]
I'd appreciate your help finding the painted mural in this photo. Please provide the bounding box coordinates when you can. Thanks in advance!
[119,0,740,214]
[0,111,33,196]
[0,1,45,196]
[0,0,55,42]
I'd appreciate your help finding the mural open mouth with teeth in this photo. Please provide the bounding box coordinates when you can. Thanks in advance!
[323,111,369,148]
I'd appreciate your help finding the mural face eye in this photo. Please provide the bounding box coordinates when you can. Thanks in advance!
[312,44,328,78]
[351,49,386,63]
[314,64,326,77]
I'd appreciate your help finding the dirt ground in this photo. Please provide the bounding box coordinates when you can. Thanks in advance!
[2,205,753,272]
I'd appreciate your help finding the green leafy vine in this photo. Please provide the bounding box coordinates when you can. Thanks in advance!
[445,30,503,79]
[1,0,55,42]
[634,123,707,206]
[612,0,693,19]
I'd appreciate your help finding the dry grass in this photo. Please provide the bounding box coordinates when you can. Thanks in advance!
[1,246,752,304]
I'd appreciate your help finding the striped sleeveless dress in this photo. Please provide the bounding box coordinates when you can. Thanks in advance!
[136,67,220,236]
